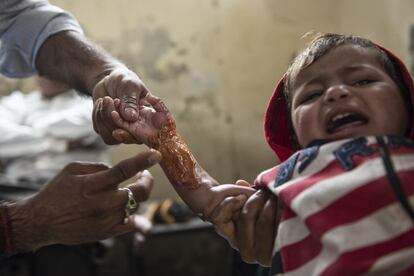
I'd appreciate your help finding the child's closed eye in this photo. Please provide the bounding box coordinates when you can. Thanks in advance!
[352,79,374,86]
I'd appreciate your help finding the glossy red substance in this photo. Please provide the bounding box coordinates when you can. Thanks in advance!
[148,118,201,190]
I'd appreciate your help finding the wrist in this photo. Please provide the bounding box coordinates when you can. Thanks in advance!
[0,203,16,256]
[90,63,125,95]
[7,198,43,252]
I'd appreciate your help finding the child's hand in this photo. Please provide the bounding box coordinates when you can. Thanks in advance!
[110,96,174,146]
[209,181,279,267]
[208,194,248,249]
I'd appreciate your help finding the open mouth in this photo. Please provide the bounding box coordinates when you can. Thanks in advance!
[326,112,368,134]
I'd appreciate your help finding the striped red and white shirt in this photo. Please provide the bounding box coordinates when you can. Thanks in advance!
[255,136,414,275]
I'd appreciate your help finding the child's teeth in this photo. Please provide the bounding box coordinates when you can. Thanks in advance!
[333,113,351,121]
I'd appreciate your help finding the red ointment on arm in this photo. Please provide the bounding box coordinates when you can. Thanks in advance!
[144,111,255,217]
[148,118,204,190]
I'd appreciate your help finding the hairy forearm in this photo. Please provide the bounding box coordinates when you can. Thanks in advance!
[35,31,125,95]
[148,120,219,215]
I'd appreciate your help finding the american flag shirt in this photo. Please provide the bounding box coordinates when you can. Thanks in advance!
[255,135,414,275]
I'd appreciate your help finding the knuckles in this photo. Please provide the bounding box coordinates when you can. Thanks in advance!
[101,135,119,145]
[239,206,256,221]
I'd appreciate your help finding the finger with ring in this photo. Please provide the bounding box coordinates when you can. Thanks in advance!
[119,187,138,224]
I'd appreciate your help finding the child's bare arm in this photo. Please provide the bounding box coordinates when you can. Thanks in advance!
[110,96,255,217]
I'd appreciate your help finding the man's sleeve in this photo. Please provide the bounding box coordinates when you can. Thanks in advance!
[0,0,83,78]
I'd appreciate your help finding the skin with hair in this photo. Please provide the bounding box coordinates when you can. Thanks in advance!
[36,31,156,145]
[37,77,70,98]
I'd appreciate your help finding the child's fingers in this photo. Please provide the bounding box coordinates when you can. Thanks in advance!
[114,98,121,108]
[153,100,169,114]
[145,96,172,118]
[209,194,247,249]
[235,179,251,187]
[111,110,128,129]
[143,95,160,105]
[204,185,255,219]
[209,194,247,223]
[213,223,238,250]
[92,97,123,145]
[112,129,136,144]
[110,108,143,144]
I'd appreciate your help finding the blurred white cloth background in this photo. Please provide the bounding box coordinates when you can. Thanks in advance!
[0,89,110,185]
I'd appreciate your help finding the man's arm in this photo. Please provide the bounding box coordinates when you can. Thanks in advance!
[0,0,148,144]
[36,31,127,97]
[35,31,151,145]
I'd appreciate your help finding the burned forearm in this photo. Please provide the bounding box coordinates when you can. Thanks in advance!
[149,120,219,215]
[35,31,124,96]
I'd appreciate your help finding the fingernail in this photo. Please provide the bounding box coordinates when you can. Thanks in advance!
[126,109,138,120]
[112,130,124,143]
[148,150,162,164]
[235,194,247,201]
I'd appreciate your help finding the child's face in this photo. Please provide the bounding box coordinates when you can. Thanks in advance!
[289,44,409,147]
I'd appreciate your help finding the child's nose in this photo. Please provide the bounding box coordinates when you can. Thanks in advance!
[323,85,351,103]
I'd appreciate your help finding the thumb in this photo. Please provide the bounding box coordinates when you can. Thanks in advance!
[103,74,149,122]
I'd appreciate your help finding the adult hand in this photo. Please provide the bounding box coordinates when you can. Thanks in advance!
[209,180,280,267]
[8,149,162,252]
[92,68,154,145]
[234,188,279,266]
[36,31,153,144]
